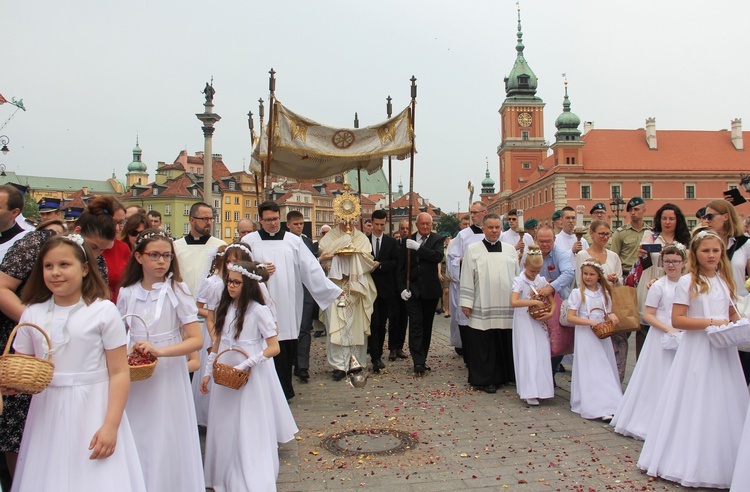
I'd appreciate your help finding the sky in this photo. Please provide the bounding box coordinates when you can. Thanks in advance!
[3,0,750,214]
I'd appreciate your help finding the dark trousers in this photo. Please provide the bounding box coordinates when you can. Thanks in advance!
[740,351,750,385]
[274,339,297,400]
[459,324,469,363]
[406,297,439,367]
[369,295,395,362]
[389,298,408,351]
[466,328,515,387]
[296,287,316,371]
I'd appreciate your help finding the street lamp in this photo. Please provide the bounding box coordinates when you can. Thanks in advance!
[0,136,9,155]
[610,192,626,227]
[740,173,750,193]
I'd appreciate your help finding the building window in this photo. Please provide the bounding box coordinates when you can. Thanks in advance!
[214,199,220,208]
[190,167,194,173]
[687,219,697,229]
[225,211,231,222]
[581,185,591,200]
[254,199,258,207]
[521,162,530,169]
[611,184,621,198]
[152,188,158,196]
[165,223,171,236]
[234,212,239,222]
[225,227,231,237]
[642,184,652,199]
[686,184,696,199]
[165,204,171,216]
[245,213,250,219]
[254,213,259,221]
[304,208,310,218]
[192,188,198,197]
[229,181,235,191]
[147,205,153,212]
[521,131,529,140]
[234,197,239,205]
[728,184,738,191]
[544,189,548,202]
[566,156,576,165]
[184,204,190,216]
[214,184,219,193]
[316,211,320,221]
[225,196,230,204]
[245,199,251,207]
[183,223,189,235]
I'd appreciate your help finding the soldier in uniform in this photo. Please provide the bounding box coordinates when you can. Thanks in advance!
[37,197,63,222]
[608,196,649,277]
[551,210,563,235]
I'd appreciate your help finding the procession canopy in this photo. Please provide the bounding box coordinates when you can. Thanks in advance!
[251,101,414,180]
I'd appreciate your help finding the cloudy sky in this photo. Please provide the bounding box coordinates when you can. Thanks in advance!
[3,0,749,213]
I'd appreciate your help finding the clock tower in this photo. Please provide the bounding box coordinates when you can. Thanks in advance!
[497,7,548,194]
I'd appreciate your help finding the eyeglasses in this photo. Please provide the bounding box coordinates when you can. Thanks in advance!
[225,278,243,287]
[663,259,684,266]
[116,220,127,227]
[191,216,213,222]
[596,231,612,237]
[702,213,719,221]
[261,216,280,223]
[127,229,141,237]
[144,252,173,261]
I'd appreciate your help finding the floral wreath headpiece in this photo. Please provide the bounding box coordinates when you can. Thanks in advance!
[694,229,722,243]
[136,230,171,246]
[580,260,605,275]
[526,248,542,257]
[224,243,253,259]
[63,234,87,259]
[226,263,263,282]
[664,242,687,258]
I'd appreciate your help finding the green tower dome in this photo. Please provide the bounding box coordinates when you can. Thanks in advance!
[554,83,581,141]
[504,8,539,98]
[481,161,495,194]
[127,138,147,173]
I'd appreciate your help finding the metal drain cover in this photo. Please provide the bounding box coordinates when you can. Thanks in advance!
[321,428,418,456]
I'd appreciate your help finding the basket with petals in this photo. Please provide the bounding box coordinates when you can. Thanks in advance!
[0,323,55,394]
[122,314,158,382]
[590,308,616,339]
[706,318,750,349]
[213,348,250,390]
[528,293,552,320]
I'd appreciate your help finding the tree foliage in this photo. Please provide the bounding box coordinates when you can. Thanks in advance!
[436,213,460,238]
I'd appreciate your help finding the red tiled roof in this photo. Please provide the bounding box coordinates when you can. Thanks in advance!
[128,173,198,199]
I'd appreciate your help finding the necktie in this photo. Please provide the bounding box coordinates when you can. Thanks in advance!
[375,237,380,259]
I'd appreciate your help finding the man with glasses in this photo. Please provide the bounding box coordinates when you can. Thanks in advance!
[173,202,227,296]
[446,201,487,362]
[500,209,535,261]
[609,196,649,277]
[243,201,341,400]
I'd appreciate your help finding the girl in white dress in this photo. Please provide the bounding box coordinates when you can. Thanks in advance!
[117,229,205,492]
[201,260,297,492]
[612,244,686,440]
[511,245,555,406]
[567,260,622,421]
[638,230,749,489]
[192,244,227,427]
[11,234,146,491]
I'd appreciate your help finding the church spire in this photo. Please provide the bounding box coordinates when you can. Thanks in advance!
[504,3,539,99]
[554,77,582,141]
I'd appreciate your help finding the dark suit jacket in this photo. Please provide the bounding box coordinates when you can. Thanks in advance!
[397,233,444,300]
[368,234,400,298]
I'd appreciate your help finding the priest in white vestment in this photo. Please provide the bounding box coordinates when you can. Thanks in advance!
[460,214,519,394]
[318,219,377,380]
[446,201,486,359]
[172,203,227,296]
[242,201,341,399]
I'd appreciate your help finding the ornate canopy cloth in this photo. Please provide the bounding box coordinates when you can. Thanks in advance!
[251,103,413,179]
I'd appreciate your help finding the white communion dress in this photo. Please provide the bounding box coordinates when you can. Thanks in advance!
[204,301,298,492]
[12,299,146,492]
[638,274,749,488]
[117,279,205,492]
[193,273,224,426]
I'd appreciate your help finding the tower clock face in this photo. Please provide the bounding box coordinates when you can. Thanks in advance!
[518,112,532,127]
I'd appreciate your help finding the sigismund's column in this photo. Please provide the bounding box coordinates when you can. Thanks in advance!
[196,79,221,236]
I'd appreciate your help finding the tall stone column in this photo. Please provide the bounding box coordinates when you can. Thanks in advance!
[196,80,221,236]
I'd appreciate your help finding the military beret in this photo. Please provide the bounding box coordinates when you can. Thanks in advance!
[626,196,645,212]
[524,218,538,229]
[696,207,707,219]
[551,210,562,221]
[590,202,607,214]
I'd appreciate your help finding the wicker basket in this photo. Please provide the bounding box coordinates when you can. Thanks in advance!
[528,293,552,320]
[213,348,250,390]
[590,308,616,339]
[0,323,55,394]
[122,314,158,382]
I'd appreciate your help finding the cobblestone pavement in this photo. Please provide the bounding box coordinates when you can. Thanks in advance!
[275,316,718,492]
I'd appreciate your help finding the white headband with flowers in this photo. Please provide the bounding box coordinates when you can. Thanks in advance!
[226,263,263,282]
[64,234,87,259]
[580,260,605,275]
[136,230,171,246]
[224,243,253,258]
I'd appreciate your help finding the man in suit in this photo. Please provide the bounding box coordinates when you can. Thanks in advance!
[389,220,411,360]
[399,212,444,376]
[367,209,400,372]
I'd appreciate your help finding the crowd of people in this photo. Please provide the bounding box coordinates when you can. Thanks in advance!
[0,180,749,490]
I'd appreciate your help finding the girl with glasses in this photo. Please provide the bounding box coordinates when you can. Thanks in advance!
[201,260,297,491]
[117,228,205,491]
[612,244,686,440]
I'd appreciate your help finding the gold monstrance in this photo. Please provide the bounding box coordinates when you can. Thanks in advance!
[332,183,363,256]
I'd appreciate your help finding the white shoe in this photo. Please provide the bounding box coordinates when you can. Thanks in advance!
[525,398,539,406]
[602,414,614,422]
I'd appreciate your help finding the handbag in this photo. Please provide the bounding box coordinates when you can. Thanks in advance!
[547,293,574,357]
[558,298,574,328]
[610,286,640,333]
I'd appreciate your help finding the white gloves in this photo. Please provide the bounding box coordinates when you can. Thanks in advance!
[234,352,270,371]
[203,351,218,380]
[401,289,412,301]
[406,239,421,251]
